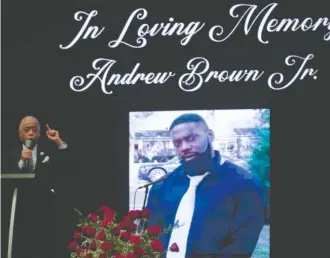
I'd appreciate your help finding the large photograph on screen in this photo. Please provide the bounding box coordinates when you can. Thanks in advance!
[129,109,270,257]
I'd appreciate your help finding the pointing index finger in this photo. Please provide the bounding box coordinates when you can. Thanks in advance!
[46,124,51,131]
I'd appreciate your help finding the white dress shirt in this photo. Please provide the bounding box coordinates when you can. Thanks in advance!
[18,142,68,171]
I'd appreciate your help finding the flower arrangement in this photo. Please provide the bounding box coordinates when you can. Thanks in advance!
[68,206,179,258]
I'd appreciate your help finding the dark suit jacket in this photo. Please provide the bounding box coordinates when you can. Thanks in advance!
[146,155,266,258]
[5,139,72,192]
[2,139,75,258]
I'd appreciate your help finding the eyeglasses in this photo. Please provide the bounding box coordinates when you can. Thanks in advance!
[22,126,38,133]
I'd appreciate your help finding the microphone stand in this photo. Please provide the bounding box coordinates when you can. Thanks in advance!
[137,186,150,233]
[135,176,167,233]
[141,185,150,210]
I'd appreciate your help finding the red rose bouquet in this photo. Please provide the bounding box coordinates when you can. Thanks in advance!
[68,206,179,258]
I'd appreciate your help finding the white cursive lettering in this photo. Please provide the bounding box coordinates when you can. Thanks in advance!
[178,57,264,92]
[209,3,330,44]
[70,58,176,94]
[268,54,318,90]
[109,8,205,48]
[59,10,105,49]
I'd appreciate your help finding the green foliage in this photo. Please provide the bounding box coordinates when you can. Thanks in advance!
[248,110,270,187]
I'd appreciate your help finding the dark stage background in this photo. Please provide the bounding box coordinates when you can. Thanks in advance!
[2,0,329,257]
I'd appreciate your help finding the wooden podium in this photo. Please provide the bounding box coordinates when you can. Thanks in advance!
[1,173,36,258]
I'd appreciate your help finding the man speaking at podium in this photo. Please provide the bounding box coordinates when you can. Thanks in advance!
[15,116,68,176]
[4,116,72,258]
[146,114,265,258]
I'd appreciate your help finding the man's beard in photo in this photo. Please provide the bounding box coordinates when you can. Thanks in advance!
[180,142,215,176]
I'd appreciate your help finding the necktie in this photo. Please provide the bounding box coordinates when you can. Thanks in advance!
[25,156,34,172]
[166,173,209,258]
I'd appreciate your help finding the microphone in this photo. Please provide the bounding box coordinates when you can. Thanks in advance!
[137,175,168,189]
[132,175,169,213]
[24,139,33,150]
[23,140,34,171]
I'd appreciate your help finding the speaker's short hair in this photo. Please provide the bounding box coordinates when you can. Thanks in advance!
[18,116,40,132]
